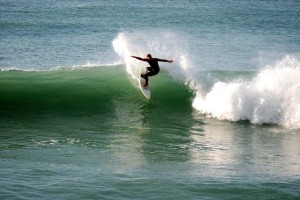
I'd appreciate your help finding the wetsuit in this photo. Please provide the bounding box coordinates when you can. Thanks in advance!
[133,56,171,87]
[145,58,161,77]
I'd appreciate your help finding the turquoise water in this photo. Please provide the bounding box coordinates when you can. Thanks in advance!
[1,1,300,199]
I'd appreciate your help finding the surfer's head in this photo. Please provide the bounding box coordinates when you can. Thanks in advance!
[146,54,152,59]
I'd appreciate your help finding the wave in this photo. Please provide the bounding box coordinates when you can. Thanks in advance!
[0,64,192,116]
[1,31,299,129]
[112,31,300,129]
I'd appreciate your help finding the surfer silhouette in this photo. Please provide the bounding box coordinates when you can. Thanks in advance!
[131,54,173,87]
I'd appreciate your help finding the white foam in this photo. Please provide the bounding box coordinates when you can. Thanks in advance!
[112,31,193,82]
[0,67,37,72]
[193,55,300,129]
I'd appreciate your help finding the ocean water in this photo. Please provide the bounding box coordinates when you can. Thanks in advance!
[1,0,300,199]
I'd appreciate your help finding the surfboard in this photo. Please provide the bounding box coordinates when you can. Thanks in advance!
[139,66,151,99]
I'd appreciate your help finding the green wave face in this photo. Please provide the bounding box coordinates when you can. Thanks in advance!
[0,66,193,116]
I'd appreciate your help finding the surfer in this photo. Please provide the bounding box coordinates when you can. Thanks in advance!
[131,54,173,87]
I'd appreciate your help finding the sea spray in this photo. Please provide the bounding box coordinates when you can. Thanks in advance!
[112,31,194,84]
[193,55,300,129]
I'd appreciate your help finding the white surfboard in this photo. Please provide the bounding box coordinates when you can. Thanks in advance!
[139,66,151,99]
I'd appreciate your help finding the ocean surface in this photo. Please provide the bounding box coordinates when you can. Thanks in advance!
[1,0,300,199]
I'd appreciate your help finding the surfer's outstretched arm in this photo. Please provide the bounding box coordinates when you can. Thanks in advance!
[156,58,173,63]
[131,55,173,63]
[131,56,147,61]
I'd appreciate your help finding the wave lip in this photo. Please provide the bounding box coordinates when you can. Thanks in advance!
[193,56,300,129]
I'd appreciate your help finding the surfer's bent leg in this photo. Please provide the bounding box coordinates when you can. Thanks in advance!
[141,67,152,78]
[142,68,159,87]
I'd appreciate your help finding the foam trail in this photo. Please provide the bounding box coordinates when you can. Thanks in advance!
[193,55,300,129]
